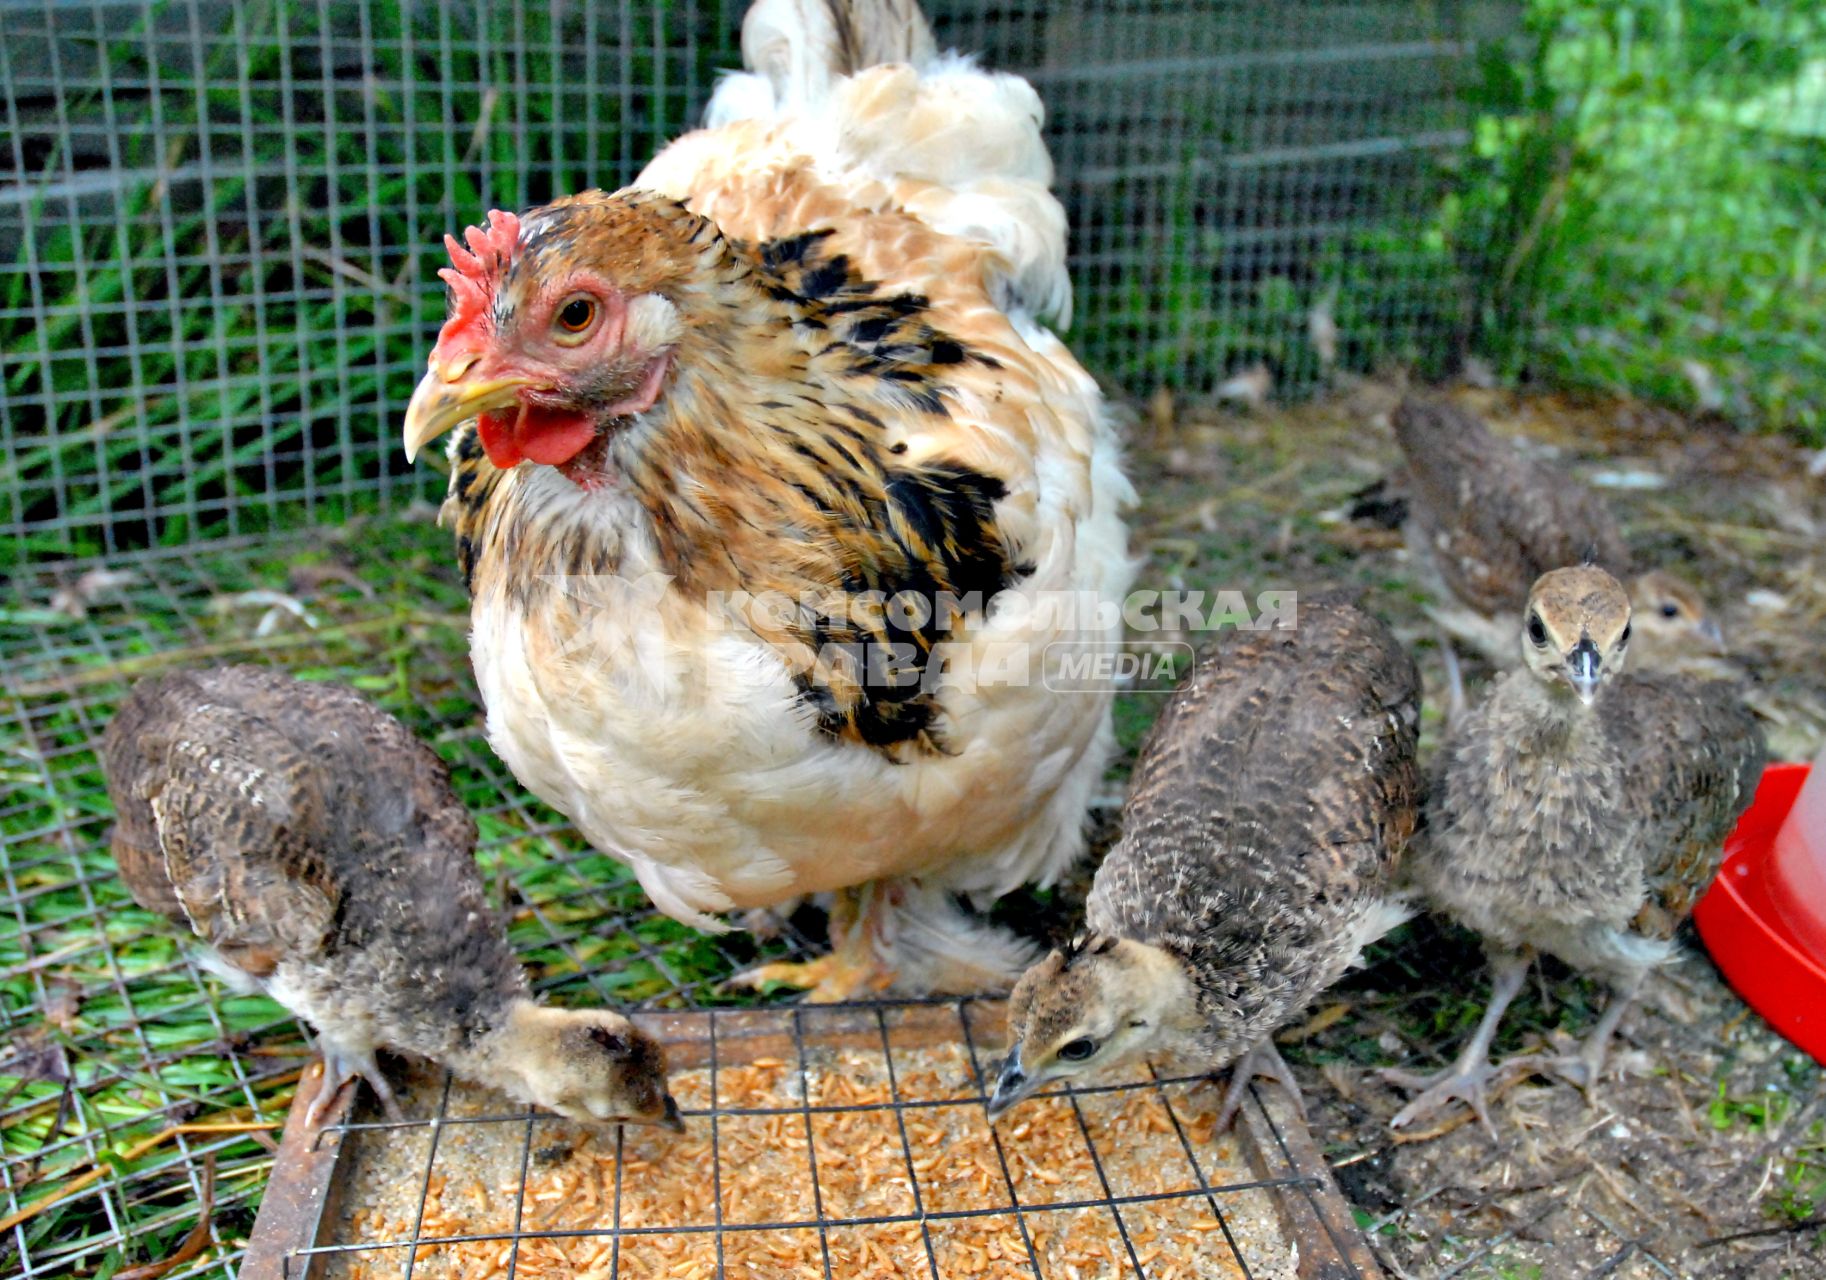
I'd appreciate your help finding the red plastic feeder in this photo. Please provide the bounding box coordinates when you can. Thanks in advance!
[1694,760,1826,1064]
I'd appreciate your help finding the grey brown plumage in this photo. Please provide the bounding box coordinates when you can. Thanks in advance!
[103,666,680,1131]
[992,599,1421,1122]
[1385,396,1726,676]
[1386,567,1764,1133]
[1394,396,1629,616]
[1089,599,1421,1031]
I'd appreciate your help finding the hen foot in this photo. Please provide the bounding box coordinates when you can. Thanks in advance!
[729,949,895,1003]
[730,884,897,1002]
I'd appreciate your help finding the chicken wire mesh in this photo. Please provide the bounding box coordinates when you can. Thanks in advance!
[0,5,1485,1274]
[0,0,1502,571]
[0,524,834,1279]
[0,522,1383,1280]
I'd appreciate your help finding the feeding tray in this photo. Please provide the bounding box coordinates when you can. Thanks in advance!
[243,1000,1382,1279]
[1695,761,1826,1064]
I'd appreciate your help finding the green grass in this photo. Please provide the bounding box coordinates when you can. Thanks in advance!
[0,523,449,1274]
[1767,1122,1825,1229]
[1707,1058,1826,1234]
[1455,0,1826,443]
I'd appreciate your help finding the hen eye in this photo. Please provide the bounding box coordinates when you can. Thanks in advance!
[1526,613,1548,648]
[1056,1037,1097,1062]
[556,295,598,336]
[1659,603,1680,619]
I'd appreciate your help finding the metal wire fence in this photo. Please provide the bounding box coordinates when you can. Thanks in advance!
[5,3,1480,1248]
[0,523,1384,1280]
[12,3,1816,1277]
[1,0,1495,570]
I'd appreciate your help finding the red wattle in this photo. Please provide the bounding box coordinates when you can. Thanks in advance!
[474,403,597,470]
[475,411,522,469]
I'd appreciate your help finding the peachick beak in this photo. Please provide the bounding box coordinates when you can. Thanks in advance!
[1698,616,1725,653]
[656,1093,686,1134]
[1567,639,1603,705]
[402,361,533,462]
[985,1052,1042,1120]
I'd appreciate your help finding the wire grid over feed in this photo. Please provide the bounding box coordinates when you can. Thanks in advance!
[292,1001,1359,1280]
[1,0,1494,569]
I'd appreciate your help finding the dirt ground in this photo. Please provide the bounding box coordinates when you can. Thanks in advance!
[1118,381,1826,1280]
[1299,932,1824,1280]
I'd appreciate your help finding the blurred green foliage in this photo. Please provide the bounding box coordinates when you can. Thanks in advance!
[1450,0,1826,443]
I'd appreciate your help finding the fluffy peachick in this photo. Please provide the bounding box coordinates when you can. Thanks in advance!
[103,666,681,1131]
[1384,567,1763,1134]
[991,599,1421,1127]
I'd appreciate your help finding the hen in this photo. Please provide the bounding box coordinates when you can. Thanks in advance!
[401,0,1133,997]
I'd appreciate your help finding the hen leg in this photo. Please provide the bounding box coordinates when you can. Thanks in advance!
[1510,969,1644,1092]
[1215,1040,1306,1130]
[307,1038,404,1128]
[731,884,897,1002]
[1380,950,1532,1136]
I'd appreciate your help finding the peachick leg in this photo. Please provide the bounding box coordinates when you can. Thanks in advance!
[1438,632,1468,725]
[1380,950,1533,1136]
[1511,968,1645,1092]
[307,1039,403,1128]
[1215,1040,1306,1131]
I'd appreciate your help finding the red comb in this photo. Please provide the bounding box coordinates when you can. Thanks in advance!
[434,210,521,348]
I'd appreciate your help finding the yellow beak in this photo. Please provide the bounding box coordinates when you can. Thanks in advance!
[402,359,534,462]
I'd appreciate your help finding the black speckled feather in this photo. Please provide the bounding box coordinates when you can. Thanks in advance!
[440,191,1019,755]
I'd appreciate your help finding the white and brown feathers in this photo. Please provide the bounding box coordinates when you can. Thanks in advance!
[103,666,679,1131]
[992,600,1421,1120]
[1380,395,1725,673]
[407,0,1132,994]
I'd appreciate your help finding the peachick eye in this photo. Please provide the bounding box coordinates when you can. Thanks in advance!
[1527,613,1548,647]
[1057,1037,1097,1062]
[557,296,597,333]
[1620,622,1632,645]
[1660,603,1680,618]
